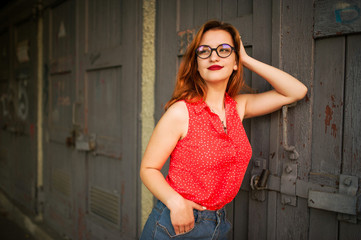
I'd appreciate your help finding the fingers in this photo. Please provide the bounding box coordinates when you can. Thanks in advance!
[173,222,194,235]
[191,201,207,211]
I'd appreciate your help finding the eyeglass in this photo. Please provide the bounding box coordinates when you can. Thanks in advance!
[195,43,235,59]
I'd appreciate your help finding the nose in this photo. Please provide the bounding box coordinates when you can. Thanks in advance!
[209,49,220,61]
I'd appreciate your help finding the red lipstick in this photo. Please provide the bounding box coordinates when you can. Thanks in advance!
[207,65,224,70]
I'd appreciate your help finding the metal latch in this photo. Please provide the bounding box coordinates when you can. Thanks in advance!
[280,103,299,206]
[282,103,299,160]
[76,133,96,151]
[251,169,270,190]
[250,158,269,202]
[308,174,358,223]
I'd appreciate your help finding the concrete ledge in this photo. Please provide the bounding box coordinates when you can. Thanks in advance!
[0,190,60,240]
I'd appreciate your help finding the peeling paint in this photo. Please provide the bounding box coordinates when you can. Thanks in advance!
[331,123,337,138]
[324,105,333,133]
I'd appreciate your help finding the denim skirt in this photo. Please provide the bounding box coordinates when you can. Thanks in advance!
[140,200,231,240]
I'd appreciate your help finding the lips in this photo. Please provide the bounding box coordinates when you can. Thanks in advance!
[207,65,224,70]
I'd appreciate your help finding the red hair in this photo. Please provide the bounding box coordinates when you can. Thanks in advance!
[165,20,247,110]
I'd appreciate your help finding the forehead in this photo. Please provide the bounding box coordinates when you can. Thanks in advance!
[199,29,233,47]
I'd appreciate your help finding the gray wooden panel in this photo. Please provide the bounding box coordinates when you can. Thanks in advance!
[309,209,338,240]
[50,0,75,60]
[86,67,122,158]
[9,17,38,214]
[179,0,194,31]
[49,73,73,131]
[232,190,249,239]
[43,1,78,239]
[222,0,252,20]
[87,0,122,52]
[276,198,309,239]
[155,0,177,121]
[194,0,208,27]
[207,0,222,20]
[82,0,140,238]
[314,0,361,38]
[339,221,361,240]
[312,37,345,175]
[342,34,361,178]
[48,0,75,143]
[43,143,75,239]
[248,1,272,239]
[274,1,314,239]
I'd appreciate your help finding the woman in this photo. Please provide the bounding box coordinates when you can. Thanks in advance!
[139,20,307,239]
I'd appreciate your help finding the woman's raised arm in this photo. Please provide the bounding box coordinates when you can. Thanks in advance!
[236,40,308,119]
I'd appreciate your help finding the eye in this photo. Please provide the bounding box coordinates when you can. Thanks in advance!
[197,46,210,54]
[218,45,231,53]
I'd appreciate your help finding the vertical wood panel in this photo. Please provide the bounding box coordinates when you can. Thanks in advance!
[222,0,238,21]
[237,0,252,16]
[275,0,313,239]
[207,0,221,20]
[248,1,271,239]
[312,37,345,175]
[87,0,121,52]
[339,221,361,240]
[342,34,361,178]
[193,0,208,27]
[309,209,338,240]
[179,0,194,31]
[155,0,177,120]
[309,36,345,240]
[339,33,361,240]
[51,1,75,59]
[232,190,249,239]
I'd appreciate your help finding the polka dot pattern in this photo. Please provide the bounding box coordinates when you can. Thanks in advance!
[166,94,252,210]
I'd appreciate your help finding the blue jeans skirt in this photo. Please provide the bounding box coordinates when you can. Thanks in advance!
[140,200,231,240]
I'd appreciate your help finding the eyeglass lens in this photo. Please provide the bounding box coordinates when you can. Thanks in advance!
[196,44,233,59]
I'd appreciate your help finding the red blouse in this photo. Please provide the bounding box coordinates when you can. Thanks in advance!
[166,95,252,210]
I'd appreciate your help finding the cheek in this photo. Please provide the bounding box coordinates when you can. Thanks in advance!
[197,59,203,72]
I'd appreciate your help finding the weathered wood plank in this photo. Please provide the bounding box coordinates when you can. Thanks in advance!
[309,209,338,240]
[233,190,249,240]
[339,221,361,240]
[274,0,314,239]
[207,0,221,20]
[312,36,345,175]
[342,34,361,178]
[155,0,177,120]
[248,0,271,239]
[193,0,208,27]
[222,0,238,21]
[179,0,194,31]
[309,31,345,240]
[314,0,361,38]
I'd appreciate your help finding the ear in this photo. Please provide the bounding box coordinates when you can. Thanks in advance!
[233,63,238,71]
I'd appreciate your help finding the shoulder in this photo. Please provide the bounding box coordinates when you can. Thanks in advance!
[160,101,188,129]
[160,101,188,139]
[165,101,188,120]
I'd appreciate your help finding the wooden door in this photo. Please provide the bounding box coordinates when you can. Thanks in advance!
[43,0,140,239]
[43,0,78,238]
[77,0,140,239]
[0,16,38,214]
[308,1,361,239]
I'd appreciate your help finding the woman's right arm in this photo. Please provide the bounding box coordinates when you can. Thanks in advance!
[140,101,205,234]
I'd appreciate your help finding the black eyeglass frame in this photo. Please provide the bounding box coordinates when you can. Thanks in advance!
[195,43,235,59]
